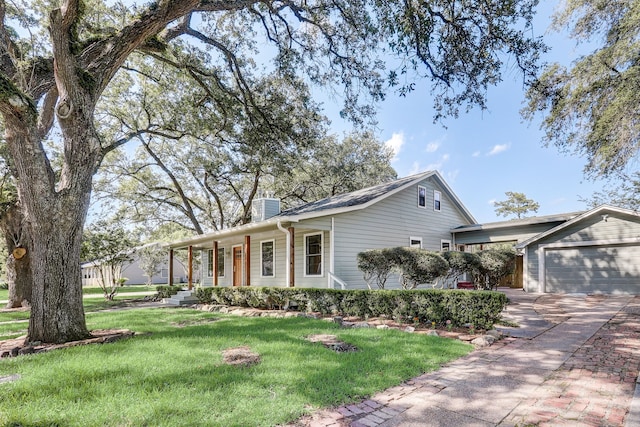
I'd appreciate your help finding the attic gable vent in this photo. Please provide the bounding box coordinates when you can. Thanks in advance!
[251,198,281,222]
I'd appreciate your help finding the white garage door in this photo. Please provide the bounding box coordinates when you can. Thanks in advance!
[545,244,640,294]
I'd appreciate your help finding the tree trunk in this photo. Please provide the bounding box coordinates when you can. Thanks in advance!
[4,116,94,344]
[2,204,33,309]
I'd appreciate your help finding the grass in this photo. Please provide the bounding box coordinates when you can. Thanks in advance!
[0,296,152,323]
[0,296,152,339]
[0,308,472,426]
[0,285,154,301]
[81,285,154,295]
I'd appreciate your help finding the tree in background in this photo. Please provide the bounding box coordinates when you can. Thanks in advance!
[81,221,137,301]
[94,67,327,234]
[0,145,31,308]
[0,0,543,343]
[273,131,397,207]
[523,0,639,179]
[136,243,166,288]
[581,171,640,211]
[494,191,540,219]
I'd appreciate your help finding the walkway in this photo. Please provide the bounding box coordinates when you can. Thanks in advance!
[292,289,640,426]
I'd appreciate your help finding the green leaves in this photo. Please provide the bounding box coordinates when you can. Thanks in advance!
[493,191,540,219]
[524,0,640,179]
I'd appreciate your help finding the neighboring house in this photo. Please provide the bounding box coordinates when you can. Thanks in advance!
[453,205,640,295]
[166,171,476,290]
[167,172,640,295]
[82,243,189,287]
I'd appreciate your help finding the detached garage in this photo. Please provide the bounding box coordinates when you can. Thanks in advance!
[517,206,640,295]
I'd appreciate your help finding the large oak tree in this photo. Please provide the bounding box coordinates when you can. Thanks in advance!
[0,0,543,343]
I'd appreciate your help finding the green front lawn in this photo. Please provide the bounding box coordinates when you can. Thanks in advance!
[0,309,472,426]
[0,285,154,301]
[0,296,153,328]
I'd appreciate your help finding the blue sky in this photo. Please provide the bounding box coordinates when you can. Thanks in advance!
[321,3,608,224]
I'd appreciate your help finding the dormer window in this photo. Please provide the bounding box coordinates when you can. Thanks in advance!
[434,190,441,211]
[418,185,427,208]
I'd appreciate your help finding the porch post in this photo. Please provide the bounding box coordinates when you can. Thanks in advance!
[213,241,219,287]
[188,245,193,291]
[288,227,295,287]
[244,235,251,286]
[168,249,174,286]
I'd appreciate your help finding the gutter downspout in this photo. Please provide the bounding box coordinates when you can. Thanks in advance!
[329,217,335,288]
[277,220,291,287]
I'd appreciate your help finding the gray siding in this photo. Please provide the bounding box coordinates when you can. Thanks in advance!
[292,228,330,288]
[332,176,472,289]
[524,211,640,293]
[454,221,565,245]
[249,232,288,287]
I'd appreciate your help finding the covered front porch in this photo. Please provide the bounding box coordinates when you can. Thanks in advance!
[165,218,344,290]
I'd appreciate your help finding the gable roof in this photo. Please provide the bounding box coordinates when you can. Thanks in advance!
[275,170,475,222]
[515,204,640,249]
[167,171,476,249]
[277,173,425,217]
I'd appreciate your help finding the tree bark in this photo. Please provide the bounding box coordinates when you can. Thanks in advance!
[2,204,32,309]
[3,113,94,344]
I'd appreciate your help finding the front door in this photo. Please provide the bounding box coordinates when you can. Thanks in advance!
[233,246,242,286]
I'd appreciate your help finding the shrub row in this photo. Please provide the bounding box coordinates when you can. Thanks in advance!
[195,286,507,330]
[155,285,182,299]
[358,247,516,290]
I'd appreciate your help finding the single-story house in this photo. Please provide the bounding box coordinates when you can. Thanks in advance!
[167,172,640,294]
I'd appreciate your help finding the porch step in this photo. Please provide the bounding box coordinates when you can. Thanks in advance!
[163,290,199,306]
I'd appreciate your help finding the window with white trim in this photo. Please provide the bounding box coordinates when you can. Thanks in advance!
[304,233,323,276]
[409,237,423,248]
[434,190,442,211]
[418,185,427,208]
[441,239,451,251]
[261,240,275,277]
[217,248,225,277]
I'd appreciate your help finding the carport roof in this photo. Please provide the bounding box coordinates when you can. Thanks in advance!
[451,211,583,234]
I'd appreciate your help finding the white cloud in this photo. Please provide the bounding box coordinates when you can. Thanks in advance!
[425,134,447,153]
[424,154,450,172]
[487,144,510,156]
[426,142,439,153]
[488,198,497,206]
[384,132,405,161]
[472,151,481,157]
[408,161,423,175]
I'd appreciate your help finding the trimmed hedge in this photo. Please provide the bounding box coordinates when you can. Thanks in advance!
[195,287,507,330]
[155,285,183,299]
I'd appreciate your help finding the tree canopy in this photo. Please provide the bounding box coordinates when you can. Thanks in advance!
[494,191,540,219]
[523,0,640,179]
